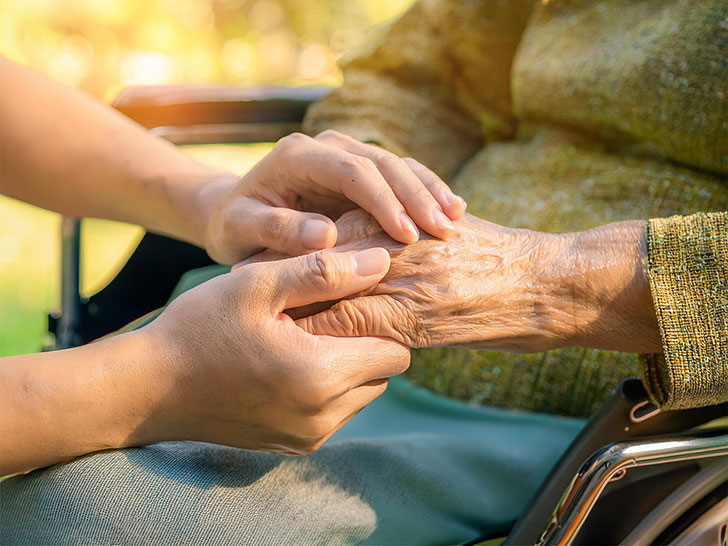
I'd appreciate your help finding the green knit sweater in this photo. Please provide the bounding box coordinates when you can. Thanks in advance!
[304,0,727,415]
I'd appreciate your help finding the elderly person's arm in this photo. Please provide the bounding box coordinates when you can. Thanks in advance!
[296,210,727,410]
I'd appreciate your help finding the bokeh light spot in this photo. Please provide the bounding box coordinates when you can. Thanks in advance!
[121,50,176,85]
[297,42,332,80]
[221,37,258,79]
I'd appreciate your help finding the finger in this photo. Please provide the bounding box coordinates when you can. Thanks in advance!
[309,379,390,447]
[246,199,338,256]
[262,247,391,311]
[402,157,467,220]
[297,294,416,347]
[317,131,455,238]
[235,208,386,270]
[319,335,410,388]
[333,209,389,246]
[330,378,389,413]
[210,196,337,263]
[279,134,420,244]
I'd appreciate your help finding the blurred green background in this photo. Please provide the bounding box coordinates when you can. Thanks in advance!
[0,0,415,356]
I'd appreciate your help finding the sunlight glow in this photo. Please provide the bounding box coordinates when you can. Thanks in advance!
[121,50,176,85]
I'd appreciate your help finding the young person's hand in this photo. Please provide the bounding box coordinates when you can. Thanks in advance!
[143,245,409,455]
[2,60,463,268]
[1,246,409,475]
[200,130,467,264]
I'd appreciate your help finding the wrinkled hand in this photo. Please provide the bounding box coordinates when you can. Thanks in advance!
[289,210,568,352]
[143,245,409,455]
[202,130,466,264]
[253,209,660,354]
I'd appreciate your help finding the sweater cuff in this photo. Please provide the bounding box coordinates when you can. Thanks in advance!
[640,212,728,410]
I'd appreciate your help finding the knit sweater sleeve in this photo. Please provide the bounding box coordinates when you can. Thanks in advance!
[640,211,728,410]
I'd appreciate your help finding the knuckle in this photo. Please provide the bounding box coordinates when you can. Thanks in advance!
[277,132,309,152]
[297,440,322,455]
[218,206,241,241]
[315,129,344,142]
[331,299,367,337]
[307,385,331,409]
[262,208,292,243]
[308,252,338,290]
[401,156,420,169]
[398,298,430,347]
[294,382,334,413]
[374,150,402,170]
[396,349,411,373]
[340,155,377,178]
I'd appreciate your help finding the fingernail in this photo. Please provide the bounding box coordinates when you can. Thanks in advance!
[457,195,467,209]
[399,212,419,242]
[231,257,252,272]
[302,219,332,250]
[433,209,454,231]
[443,191,460,208]
[354,248,390,276]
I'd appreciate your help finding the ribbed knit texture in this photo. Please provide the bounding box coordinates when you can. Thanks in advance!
[641,212,728,410]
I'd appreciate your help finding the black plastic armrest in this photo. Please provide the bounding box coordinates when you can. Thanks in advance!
[112,84,332,144]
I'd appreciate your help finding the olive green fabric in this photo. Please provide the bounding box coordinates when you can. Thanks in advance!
[641,212,728,410]
[304,0,728,413]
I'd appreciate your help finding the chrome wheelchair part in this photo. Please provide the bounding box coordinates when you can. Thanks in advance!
[537,431,728,546]
[56,216,83,349]
[629,399,662,423]
[504,378,727,546]
[620,460,728,545]
[668,497,728,546]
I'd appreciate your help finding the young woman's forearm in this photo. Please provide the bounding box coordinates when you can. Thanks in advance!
[0,57,236,246]
[0,331,169,476]
[0,247,407,476]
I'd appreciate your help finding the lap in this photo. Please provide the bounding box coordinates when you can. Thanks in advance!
[1,378,584,545]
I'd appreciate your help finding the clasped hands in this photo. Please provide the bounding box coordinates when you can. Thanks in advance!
[140,131,660,458]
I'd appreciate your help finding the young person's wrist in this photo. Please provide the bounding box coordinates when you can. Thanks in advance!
[188,172,239,249]
[160,169,239,250]
[82,329,175,451]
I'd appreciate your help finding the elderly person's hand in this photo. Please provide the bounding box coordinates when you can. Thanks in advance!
[286,210,662,354]
[201,130,466,264]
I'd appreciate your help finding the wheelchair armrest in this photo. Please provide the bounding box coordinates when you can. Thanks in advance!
[506,378,728,545]
[112,84,332,144]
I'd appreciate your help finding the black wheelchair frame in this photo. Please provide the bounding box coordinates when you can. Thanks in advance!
[47,84,728,545]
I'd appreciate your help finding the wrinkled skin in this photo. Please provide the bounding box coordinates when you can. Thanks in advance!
[251,209,661,354]
[296,210,574,352]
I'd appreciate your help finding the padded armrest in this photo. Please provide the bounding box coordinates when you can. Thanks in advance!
[112,84,331,129]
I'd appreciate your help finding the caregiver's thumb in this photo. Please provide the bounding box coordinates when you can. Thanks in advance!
[271,247,391,310]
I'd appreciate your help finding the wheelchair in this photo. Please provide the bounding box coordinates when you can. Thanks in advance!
[46,84,728,545]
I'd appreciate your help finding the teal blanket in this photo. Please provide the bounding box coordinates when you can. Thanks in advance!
[1,266,584,545]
